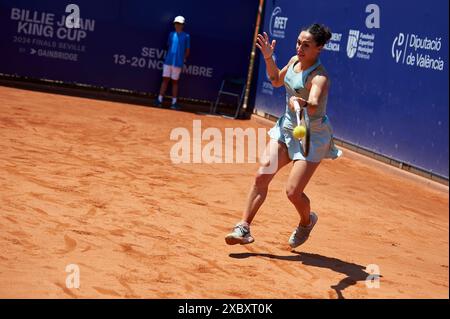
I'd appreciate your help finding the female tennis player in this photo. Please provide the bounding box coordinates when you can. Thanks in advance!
[225,23,342,248]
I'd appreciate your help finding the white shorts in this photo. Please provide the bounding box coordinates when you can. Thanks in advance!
[163,64,182,80]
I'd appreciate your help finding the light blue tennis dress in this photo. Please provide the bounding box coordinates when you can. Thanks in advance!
[268,59,342,162]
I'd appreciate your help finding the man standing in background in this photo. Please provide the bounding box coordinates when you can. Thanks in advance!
[155,15,190,110]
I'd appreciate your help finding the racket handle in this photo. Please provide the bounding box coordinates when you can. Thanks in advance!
[293,100,301,124]
[293,100,301,113]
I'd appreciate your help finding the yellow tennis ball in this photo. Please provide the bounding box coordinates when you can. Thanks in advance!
[293,125,306,139]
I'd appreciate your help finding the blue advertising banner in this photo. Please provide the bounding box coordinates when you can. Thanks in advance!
[0,0,258,101]
[254,0,449,178]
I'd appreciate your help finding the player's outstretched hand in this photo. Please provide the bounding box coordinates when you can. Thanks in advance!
[256,32,276,59]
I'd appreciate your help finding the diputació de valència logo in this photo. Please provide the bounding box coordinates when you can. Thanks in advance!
[269,7,288,39]
[391,32,445,71]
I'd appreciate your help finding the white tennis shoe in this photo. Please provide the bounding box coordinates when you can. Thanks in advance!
[225,223,254,245]
[288,212,318,248]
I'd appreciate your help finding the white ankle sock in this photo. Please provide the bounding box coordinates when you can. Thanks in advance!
[158,95,163,102]
[300,219,312,228]
[239,221,250,228]
[172,97,177,105]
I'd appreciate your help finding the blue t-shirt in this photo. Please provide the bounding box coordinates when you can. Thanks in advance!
[164,31,190,68]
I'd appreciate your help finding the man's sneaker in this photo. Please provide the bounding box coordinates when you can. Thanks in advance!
[225,223,254,245]
[288,212,318,248]
[154,99,163,107]
[170,103,181,110]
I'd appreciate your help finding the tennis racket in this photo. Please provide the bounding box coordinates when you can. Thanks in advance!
[293,100,310,157]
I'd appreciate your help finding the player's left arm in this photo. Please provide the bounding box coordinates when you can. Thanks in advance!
[288,74,328,115]
[306,74,328,116]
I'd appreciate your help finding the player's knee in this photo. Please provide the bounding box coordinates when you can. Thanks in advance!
[301,192,310,205]
[254,172,272,189]
[286,187,299,202]
[286,187,308,203]
[259,153,278,168]
[259,156,270,167]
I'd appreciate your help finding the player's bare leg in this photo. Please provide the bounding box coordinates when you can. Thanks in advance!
[225,139,291,245]
[286,160,320,248]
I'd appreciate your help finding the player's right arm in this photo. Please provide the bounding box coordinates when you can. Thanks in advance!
[267,55,297,87]
[256,32,296,88]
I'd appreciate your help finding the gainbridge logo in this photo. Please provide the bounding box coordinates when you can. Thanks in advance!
[269,7,288,39]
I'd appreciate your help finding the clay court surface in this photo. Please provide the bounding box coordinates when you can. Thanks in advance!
[0,86,448,299]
